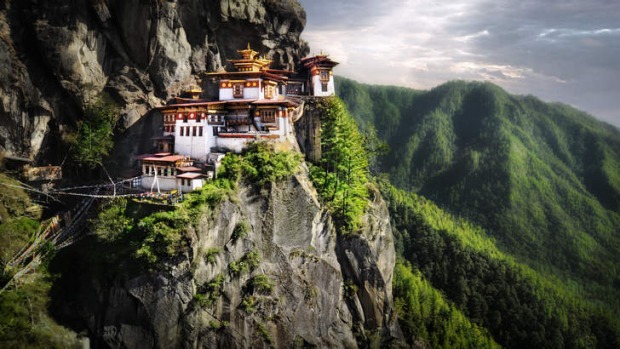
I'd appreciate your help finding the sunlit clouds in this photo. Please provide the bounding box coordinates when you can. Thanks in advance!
[298,0,620,125]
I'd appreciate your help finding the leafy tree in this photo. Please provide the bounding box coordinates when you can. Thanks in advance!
[394,260,500,349]
[218,141,301,186]
[66,93,119,169]
[309,97,370,232]
[382,181,620,349]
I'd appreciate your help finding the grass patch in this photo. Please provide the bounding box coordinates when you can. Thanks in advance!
[195,273,226,307]
[0,271,82,348]
[231,221,249,244]
[228,250,260,277]
[240,295,258,314]
[204,247,221,265]
[245,274,274,295]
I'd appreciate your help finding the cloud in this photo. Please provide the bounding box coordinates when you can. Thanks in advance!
[454,30,490,43]
[298,0,620,125]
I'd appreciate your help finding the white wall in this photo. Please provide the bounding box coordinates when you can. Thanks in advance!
[142,176,179,192]
[175,120,210,162]
[216,137,251,153]
[311,75,336,97]
[179,178,204,192]
[205,124,217,154]
[275,117,288,139]
[244,86,260,99]
[220,88,233,100]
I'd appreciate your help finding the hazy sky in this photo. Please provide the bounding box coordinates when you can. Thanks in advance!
[298,0,620,126]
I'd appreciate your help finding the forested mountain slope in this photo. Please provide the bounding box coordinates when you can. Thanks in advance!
[384,182,618,348]
[338,77,620,346]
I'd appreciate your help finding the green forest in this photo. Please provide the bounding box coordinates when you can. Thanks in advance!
[2,78,619,347]
[338,77,620,347]
[308,97,370,232]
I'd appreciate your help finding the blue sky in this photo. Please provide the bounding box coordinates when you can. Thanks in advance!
[298,0,620,126]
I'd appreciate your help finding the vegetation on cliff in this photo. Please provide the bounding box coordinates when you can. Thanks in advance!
[309,97,370,232]
[0,174,81,348]
[66,94,120,170]
[337,76,620,347]
[219,141,302,186]
[87,141,301,267]
[0,174,41,280]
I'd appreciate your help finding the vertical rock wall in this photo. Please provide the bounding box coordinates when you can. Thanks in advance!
[295,98,323,163]
[51,168,403,348]
[0,0,308,163]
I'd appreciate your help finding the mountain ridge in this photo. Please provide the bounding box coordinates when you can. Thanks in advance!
[338,75,620,346]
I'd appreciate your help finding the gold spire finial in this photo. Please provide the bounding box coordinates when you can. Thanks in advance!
[238,43,259,60]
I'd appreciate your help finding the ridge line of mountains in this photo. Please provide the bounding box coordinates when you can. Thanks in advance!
[337,75,620,347]
[1,0,619,347]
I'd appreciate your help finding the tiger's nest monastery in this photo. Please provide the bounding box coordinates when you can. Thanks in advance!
[139,45,338,193]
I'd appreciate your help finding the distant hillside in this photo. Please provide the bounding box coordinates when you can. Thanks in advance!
[337,76,620,337]
[384,182,619,348]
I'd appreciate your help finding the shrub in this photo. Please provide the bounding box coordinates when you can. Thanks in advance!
[204,247,221,265]
[255,320,272,343]
[344,279,359,299]
[218,142,301,187]
[66,93,119,169]
[196,273,226,307]
[241,142,302,185]
[309,97,370,233]
[228,250,260,277]
[231,221,250,243]
[240,295,257,313]
[246,274,274,294]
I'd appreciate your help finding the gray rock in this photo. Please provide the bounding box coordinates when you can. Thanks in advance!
[57,167,403,348]
[0,0,308,164]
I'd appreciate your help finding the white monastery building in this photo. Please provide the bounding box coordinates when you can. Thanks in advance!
[139,45,339,192]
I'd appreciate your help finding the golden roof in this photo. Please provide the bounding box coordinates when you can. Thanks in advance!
[237,43,259,60]
[187,84,203,94]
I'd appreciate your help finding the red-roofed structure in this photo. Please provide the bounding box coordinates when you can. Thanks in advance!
[138,44,338,193]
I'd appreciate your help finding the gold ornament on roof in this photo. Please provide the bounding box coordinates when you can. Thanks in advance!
[237,43,259,60]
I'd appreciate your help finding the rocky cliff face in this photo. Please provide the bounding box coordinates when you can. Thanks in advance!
[52,167,402,348]
[2,2,405,347]
[0,0,308,162]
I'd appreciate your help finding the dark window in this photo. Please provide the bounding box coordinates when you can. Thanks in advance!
[199,126,203,137]
[192,126,197,137]
[322,83,328,92]
[233,84,244,98]
[320,70,330,81]
[261,110,276,123]
[180,127,184,136]
[197,113,202,122]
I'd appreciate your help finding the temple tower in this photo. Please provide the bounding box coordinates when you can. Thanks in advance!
[301,54,339,97]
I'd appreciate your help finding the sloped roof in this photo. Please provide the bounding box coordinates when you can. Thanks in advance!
[142,155,186,163]
[177,166,202,172]
[177,172,205,179]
